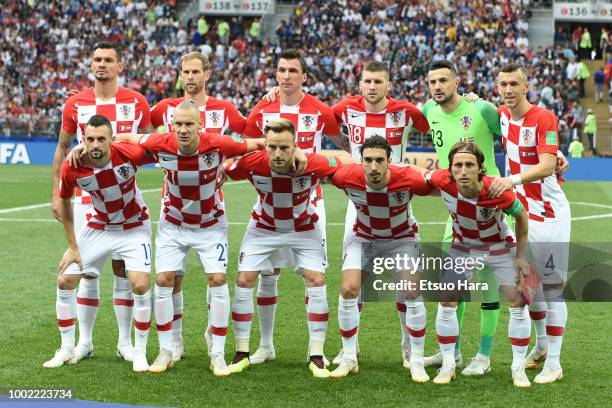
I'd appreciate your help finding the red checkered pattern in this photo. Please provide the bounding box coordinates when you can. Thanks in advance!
[332,96,429,163]
[331,164,432,239]
[62,87,152,205]
[58,143,153,231]
[139,132,247,228]
[225,151,341,232]
[426,170,517,253]
[151,96,246,134]
[243,93,339,153]
[499,105,568,222]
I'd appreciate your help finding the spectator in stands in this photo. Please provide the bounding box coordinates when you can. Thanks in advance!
[584,108,597,154]
[577,58,591,98]
[580,28,592,60]
[198,15,209,37]
[568,135,584,158]
[217,20,230,46]
[594,67,606,103]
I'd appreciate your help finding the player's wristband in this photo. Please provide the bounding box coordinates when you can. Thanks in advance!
[510,174,522,186]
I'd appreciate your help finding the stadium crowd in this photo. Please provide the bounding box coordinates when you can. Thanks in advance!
[1,0,609,147]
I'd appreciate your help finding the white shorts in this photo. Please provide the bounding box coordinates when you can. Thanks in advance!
[155,218,228,275]
[63,222,152,276]
[74,202,122,262]
[238,225,326,274]
[343,233,421,272]
[528,216,571,285]
[263,199,327,273]
[445,247,516,287]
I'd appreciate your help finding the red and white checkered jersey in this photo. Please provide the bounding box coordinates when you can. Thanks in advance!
[426,169,520,253]
[331,164,431,240]
[225,151,342,232]
[62,87,152,205]
[243,93,340,153]
[151,96,246,134]
[332,96,429,163]
[243,93,339,201]
[499,105,570,222]
[59,143,154,231]
[139,132,248,228]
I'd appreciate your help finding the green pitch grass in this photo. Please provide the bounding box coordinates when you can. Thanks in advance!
[0,165,611,408]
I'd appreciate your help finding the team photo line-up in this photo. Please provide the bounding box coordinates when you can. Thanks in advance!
[46,42,570,388]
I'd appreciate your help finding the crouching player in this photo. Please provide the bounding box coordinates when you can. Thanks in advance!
[327,136,433,381]
[114,101,265,376]
[423,141,532,387]
[44,115,154,372]
[223,118,350,378]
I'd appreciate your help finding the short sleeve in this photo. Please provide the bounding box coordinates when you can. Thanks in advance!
[536,110,558,155]
[405,168,433,196]
[308,154,343,178]
[61,97,78,134]
[406,103,430,133]
[330,163,353,189]
[225,152,258,180]
[320,104,340,136]
[136,93,152,130]
[243,104,264,138]
[224,102,248,134]
[118,142,156,166]
[214,134,248,158]
[331,100,347,125]
[503,197,524,217]
[58,162,76,199]
[138,132,169,154]
[150,100,167,129]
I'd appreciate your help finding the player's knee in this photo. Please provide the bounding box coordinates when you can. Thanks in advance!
[340,283,359,299]
[57,274,77,290]
[111,260,127,277]
[236,273,256,288]
[208,273,227,287]
[155,272,175,288]
[305,272,325,287]
[131,280,150,295]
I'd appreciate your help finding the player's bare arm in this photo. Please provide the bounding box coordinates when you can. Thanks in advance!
[51,129,76,222]
[325,131,351,153]
[488,153,557,198]
[513,208,530,278]
[57,196,82,273]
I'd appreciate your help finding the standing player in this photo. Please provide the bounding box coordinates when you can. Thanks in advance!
[241,49,341,365]
[331,61,430,368]
[224,119,349,378]
[489,63,570,384]
[44,115,154,372]
[150,51,247,363]
[115,101,265,375]
[50,41,154,363]
[327,136,432,381]
[421,60,505,375]
[423,141,532,387]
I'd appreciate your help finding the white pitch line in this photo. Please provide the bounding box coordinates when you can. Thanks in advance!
[570,201,612,210]
[0,182,248,215]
